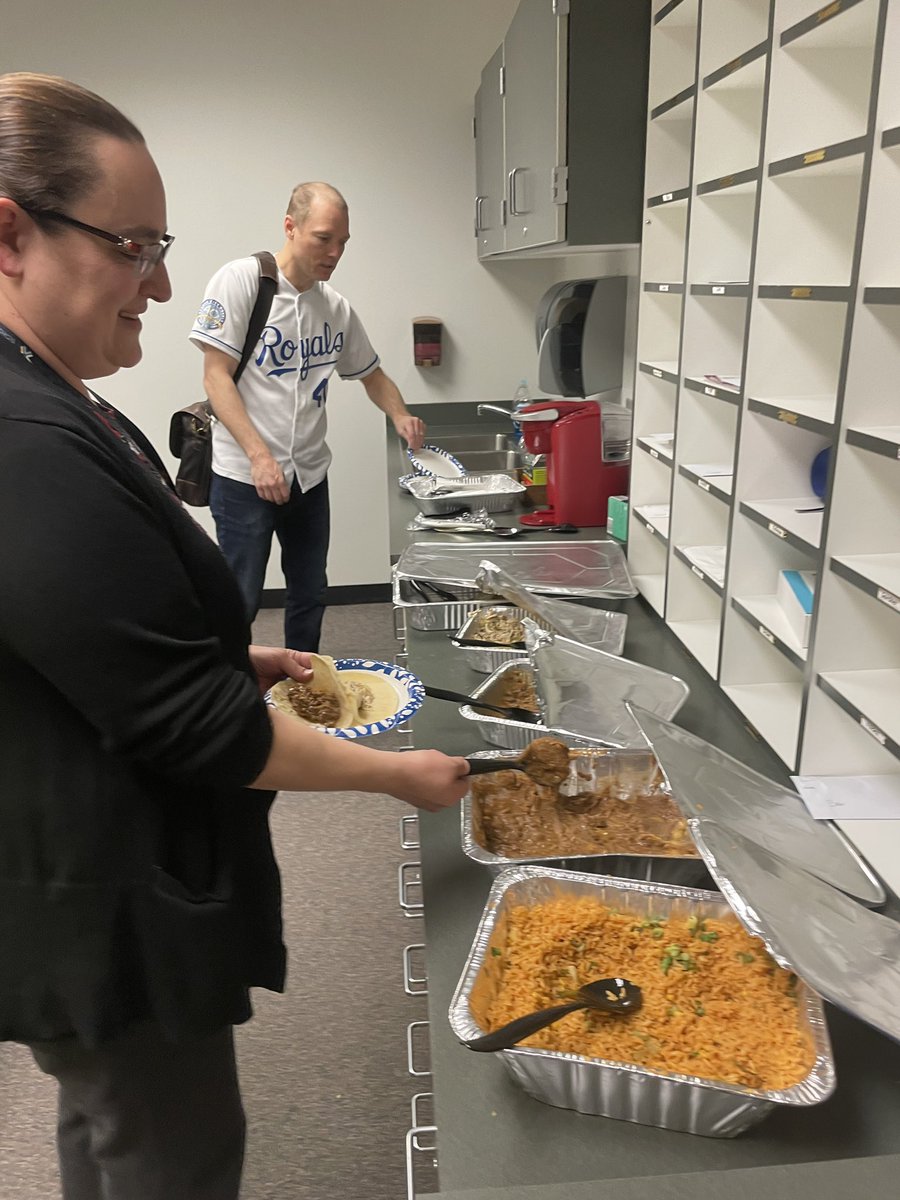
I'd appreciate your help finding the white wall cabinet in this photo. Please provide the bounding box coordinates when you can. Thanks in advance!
[630,0,900,786]
[474,0,651,259]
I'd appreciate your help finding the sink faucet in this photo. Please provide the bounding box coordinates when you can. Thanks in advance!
[476,404,514,420]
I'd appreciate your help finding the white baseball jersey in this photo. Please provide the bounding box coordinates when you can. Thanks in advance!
[189,256,380,490]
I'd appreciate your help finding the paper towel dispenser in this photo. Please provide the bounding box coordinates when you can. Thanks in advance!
[535,276,627,398]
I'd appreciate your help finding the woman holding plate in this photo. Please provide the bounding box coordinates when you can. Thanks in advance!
[0,72,468,1200]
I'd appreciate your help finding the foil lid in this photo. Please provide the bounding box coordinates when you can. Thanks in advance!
[475,560,627,654]
[689,819,900,1045]
[523,623,689,748]
[394,539,637,598]
[627,706,885,907]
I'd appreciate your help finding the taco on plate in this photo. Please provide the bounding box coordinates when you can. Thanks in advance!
[268,653,358,729]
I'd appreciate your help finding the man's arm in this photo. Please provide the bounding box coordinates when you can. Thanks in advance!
[201,346,290,504]
[360,367,425,450]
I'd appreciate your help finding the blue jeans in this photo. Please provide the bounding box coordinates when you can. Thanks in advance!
[210,473,330,652]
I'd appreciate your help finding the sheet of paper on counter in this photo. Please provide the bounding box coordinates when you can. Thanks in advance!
[791,774,900,820]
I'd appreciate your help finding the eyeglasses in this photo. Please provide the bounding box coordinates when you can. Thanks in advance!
[20,205,174,277]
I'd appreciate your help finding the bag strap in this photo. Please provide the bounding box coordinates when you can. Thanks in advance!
[233,250,279,385]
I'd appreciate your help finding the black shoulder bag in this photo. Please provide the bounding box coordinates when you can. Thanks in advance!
[169,250,279,505]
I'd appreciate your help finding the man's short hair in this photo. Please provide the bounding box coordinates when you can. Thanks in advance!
[286,182,347,225]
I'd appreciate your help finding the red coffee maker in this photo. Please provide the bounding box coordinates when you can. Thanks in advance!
[518,399,629,528]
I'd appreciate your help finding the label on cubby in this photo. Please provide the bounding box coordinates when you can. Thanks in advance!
[816,2,843,25]
[691,565,704,580]
[877,587,900,612]
[712,286,725,295]
[650,448,659,458]
[758,625,775,644]
[659,284,669,291]
[653,368,663,378]
[803,149,826,165]
[698,478,710,491]
[663,192,674,202]
[768,522,787,538]
[778,410,799,425]
[704,386,716,396]
[860,716,887,746]
[790,287,813,299]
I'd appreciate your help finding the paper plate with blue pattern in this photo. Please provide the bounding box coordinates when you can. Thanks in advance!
[407,444,467,478]
[265,659,425,739]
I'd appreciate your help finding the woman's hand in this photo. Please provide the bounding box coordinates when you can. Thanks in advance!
[248,645,313,696]
[387,749,470,812]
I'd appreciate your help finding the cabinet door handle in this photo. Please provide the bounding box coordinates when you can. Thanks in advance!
[403,943,428,995]
[400,814,420,850]
[405,1124,438,1200]
[399,860,424,918]
[406,1020,432,1076]
[508,167,525,215]
[474,194,486,233]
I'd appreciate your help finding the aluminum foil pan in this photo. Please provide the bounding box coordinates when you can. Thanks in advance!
[452,601,626,675]
[461,748,711,887]
[394,540,637,599]
[474,560,628,654]
[452,605,554,674]
[448,866,835,1137]
[391,571,495,633]
[628,707,885,907]
[458,660,581,751]
[406,473,525,515]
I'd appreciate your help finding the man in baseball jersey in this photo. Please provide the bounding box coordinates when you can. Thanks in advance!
[190,181,425,652]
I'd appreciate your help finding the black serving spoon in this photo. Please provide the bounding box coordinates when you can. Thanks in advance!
[451,636,527,650]
[462,977,643,1052]
[423,684,541,724]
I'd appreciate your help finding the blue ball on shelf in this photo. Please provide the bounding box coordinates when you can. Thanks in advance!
[810,447,831,500]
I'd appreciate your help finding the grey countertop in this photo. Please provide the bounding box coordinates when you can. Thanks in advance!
[388,405,900,1200]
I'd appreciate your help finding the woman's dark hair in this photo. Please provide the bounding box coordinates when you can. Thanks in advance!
[0,72,144,216]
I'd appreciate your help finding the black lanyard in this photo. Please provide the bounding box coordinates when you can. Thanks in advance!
[0,323,179,501]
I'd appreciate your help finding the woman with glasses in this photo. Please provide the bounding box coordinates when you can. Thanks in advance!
[0,73,469,1200]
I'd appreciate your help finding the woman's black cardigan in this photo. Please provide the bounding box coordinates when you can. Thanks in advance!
[0,333,286,1048]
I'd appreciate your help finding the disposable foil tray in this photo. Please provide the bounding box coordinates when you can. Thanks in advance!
[452,601,626,674]
[394,540,637,599]
[406,473,525,515]
[448,866,835,1137]
[461,748,711,888]
[458,660,569,751]
[391,571,495,633]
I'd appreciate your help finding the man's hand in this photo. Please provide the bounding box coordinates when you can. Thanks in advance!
[250,453,291,504]
[394,413,426,452]
[249,645,313,695]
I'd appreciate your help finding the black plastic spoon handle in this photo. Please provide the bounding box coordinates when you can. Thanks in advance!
[423,685,539,723]
[452,637,527,650]
[464,1001,585,1052]
[464,758,526,775]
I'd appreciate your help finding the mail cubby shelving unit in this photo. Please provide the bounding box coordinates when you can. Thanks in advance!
[631,0,700,614]
[800,0,900,782]
[631,0,900,803]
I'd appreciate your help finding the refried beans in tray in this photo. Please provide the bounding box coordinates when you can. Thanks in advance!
[471,752,698,860]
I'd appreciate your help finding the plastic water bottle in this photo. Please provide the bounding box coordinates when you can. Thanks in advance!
[511,379,530,448]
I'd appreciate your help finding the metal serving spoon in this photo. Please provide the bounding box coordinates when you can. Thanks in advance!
[462,977,643,1052]
[423,684,541,724]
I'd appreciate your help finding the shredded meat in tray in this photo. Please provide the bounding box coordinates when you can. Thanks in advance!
[472,758,698,859]
[469,609,526,645]
[477,667,539,715]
